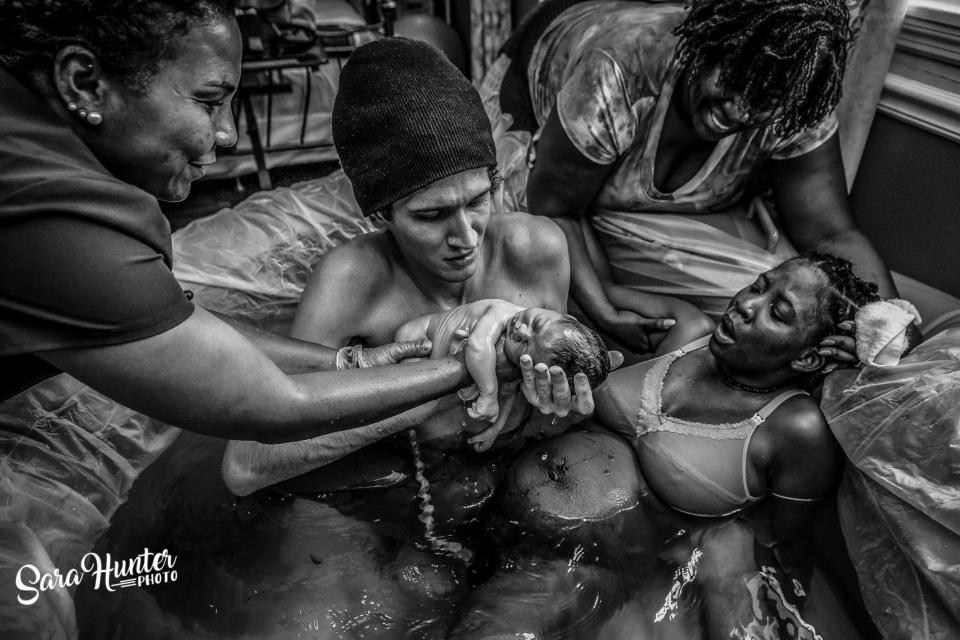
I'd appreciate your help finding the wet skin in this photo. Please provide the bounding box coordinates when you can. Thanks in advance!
[502,308,577,366]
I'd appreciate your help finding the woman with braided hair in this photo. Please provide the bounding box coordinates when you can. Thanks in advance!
[481,0,904,360]
[0,2,588,636]
[460,253,881,638]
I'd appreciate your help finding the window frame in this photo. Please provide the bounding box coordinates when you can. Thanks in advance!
[879,0,960,142]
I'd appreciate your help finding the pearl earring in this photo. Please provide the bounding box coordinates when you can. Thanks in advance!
[66,101,78,112]
[85,111,103,126]
[77,108,88,119]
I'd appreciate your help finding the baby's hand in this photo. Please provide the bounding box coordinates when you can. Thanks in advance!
[467,420,505,453]
[467,392,500,423]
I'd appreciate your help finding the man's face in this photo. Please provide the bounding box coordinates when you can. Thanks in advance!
[386,168,493,283]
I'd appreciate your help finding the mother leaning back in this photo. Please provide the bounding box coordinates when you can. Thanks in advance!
[0,0,915,637]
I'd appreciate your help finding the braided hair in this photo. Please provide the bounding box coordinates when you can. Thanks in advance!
[795,252,880,341]
[0,0,236,94]
[674,0,854,137]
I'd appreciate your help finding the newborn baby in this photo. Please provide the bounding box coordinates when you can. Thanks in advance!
[395,299,609,451]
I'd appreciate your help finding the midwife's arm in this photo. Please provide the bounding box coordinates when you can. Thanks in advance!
[769,133,898,298]
[42,305,469,444]
[769,133,922,352]
[222,399,439,496]
[213,310,430,374]
[221,312,443,496]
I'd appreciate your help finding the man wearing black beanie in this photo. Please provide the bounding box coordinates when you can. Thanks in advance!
[222,37,602,497]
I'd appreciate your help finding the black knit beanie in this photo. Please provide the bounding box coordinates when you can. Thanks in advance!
[332,37,497,215]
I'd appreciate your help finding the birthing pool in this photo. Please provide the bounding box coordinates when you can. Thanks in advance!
[72,427,876,640]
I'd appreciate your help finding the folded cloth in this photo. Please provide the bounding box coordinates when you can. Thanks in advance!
[855,299,922,367]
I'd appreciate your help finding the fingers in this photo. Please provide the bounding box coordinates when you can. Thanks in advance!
[519,354,538,403]
[572,372,595,416]
[467,423,502,452]
[817,335,858,363]
[457,383,480,402]
[534,363,553,410]
[372,339,433,366]
[549,366,571,418]
[607,350,624,370]
[633,317,675,330]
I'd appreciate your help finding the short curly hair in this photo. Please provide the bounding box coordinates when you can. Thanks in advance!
[674,0,854,137]
[0,0,236,94]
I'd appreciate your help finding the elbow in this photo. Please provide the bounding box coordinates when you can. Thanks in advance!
[221,446,266,497]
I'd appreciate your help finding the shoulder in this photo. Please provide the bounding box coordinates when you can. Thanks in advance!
[303,231,394,294]
[489,212,568,268]
[766,394,839,462]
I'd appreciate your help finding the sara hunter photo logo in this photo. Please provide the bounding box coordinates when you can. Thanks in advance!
[15,548,178,605]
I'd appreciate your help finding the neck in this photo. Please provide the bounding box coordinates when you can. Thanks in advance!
[395,247,478,310]
[711,357,789,395]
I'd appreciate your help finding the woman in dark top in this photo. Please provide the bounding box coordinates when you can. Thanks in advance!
[0,2,583,635]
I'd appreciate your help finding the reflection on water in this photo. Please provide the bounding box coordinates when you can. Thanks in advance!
[654,547,702,623]
[74,431,860,639]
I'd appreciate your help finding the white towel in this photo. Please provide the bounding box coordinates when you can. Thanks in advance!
[855,299,922,367]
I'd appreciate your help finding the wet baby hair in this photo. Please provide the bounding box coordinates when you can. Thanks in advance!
[673,0,854,137]
[545,316,610,389]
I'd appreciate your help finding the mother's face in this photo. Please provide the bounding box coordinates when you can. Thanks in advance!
[710,260,827,372]
[92,15,241,201]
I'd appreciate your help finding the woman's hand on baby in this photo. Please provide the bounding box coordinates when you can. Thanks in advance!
[358,339,433,367]
[817,321,858,374]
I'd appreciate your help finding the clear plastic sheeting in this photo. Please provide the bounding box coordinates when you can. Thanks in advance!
[0,375,182,639]
[172,169,376,333]
[821,326,960,640]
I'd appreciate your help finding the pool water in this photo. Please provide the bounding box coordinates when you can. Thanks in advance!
[74,429,874,639]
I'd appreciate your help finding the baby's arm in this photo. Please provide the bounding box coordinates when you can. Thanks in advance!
[463,300,523,423]
[394,314,436,344]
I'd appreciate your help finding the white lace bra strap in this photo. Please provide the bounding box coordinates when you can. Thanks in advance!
[755,389,808,422]
[676,335,712,356]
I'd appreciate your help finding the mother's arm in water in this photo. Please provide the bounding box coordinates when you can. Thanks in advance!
[41,305,469,444]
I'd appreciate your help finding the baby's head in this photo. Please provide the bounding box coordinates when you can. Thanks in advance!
[503,308,610,387]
